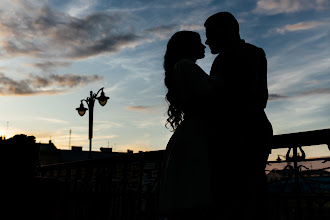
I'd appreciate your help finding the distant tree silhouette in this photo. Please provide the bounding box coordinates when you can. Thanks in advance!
[2,134,42,219]
[3,134,40,178]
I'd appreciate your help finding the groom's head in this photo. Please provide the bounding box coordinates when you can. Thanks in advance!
[204,12,240,54]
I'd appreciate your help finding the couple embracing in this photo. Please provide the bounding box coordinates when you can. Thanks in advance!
[159,12,273,219]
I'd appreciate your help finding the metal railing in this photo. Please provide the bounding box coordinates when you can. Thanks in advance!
[38,151,164,220]
[35,128,330,219]
[270,128,330,192]
[266,128,330,219]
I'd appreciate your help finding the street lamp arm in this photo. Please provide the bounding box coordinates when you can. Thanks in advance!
[94,87,105,98]
[80,98,89,107]
[76,100,89,117]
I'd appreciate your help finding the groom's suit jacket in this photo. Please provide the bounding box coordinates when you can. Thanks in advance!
[208,39,273,163]
[210,39,268,120]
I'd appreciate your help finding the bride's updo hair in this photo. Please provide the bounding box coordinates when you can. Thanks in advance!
[163,31,200,130]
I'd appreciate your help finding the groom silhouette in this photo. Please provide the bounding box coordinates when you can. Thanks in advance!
[204,12,273,219]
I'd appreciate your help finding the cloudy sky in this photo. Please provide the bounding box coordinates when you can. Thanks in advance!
[0,0,329,160]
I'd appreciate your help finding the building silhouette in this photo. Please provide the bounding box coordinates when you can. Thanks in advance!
[39,139,129,165]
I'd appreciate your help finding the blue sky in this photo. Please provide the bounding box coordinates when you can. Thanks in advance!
[0,0,329,160]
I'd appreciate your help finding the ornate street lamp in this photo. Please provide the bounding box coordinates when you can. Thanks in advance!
[76,103,88,116]
[97,90,109,106]
[76,87,109,159]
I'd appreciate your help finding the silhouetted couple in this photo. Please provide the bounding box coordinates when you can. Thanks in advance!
[160,12,273,220]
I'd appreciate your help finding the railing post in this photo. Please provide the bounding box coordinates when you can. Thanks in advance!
[292,146,300,193]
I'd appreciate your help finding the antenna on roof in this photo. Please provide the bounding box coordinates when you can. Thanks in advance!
[69,129,72,150]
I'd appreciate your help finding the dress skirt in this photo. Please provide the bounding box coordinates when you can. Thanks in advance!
[159,118,212,214]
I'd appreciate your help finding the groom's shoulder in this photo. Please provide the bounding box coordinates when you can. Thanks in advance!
[243,42,266,57]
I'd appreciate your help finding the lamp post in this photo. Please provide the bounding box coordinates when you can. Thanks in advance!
[76,87,109,159]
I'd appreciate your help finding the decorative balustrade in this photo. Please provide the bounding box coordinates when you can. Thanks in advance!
[35,128,330,219]
[38,150,164,220]
[267,128,330,219]
[270,128,330,191]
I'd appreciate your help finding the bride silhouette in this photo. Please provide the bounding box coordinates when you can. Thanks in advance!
[159,31,213,219]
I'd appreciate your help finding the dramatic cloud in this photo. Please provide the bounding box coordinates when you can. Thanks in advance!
[0,1,139,96]
[34,117,69,124]
[0,73,101,95]
[273,21,325,34]
[269,93,288,101]
[268,88,330,102]
[0,3,142,59]
[0,73,35,95]
[143,24,179,39]
[142,23,203,41]
[33,61,71,71]
[254,0,329,15]
[179,24,204,31]
[299,88,330,96]
[126,105,159,111]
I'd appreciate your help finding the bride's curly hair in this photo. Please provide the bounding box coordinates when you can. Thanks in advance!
[163,31,200,130]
